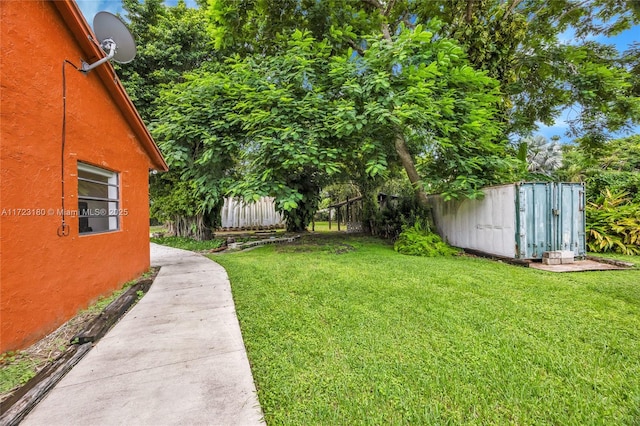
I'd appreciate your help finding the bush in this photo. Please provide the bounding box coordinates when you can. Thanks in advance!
[394,221,460,257]
[586,189,640,255]
[368,193,425,239]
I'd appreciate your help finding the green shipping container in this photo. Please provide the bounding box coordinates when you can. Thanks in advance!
[429,182,586,260]
[515,182,586,259]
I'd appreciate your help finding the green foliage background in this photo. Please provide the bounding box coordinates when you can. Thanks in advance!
[556,135,640,254]
[114,0,639,240]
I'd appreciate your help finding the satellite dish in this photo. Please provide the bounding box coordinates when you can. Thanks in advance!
[81,11,136,73]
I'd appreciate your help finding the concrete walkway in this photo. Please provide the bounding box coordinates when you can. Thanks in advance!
[22,244,265,426]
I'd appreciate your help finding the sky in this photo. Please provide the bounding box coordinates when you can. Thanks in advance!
[76,0,196,20]
[539,27,640,142]
[77,0,639,143]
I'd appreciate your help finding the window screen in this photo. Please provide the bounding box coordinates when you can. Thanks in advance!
[78,162,120,234]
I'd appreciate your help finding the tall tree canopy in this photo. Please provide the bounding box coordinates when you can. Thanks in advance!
[118,0,213,122]
[150,67,243,239]
[205,0,522,211]
[121,0,639,235]
[329,23,516,202]
[153,24,514,232]
[207,0,640,141]
[116,0,221,238]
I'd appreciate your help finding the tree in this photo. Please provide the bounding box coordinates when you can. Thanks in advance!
[519,135,563,176]
[208,2,517,209]
[206,0,383,55]
[152,33,349,233]
[152,24,512,233]
[555,135,640,254]
[329,23,516,203]
[118,0,213,122]
[556,135,640,203]
[114,0,219,238]
[229,25,515,230]
[227,33,345,232]
[206,0,640,142]
[148,0,639,233]
[411,0,640,141]
[150,67,243,238]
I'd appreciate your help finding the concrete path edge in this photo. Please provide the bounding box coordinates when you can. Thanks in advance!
[21,243,265,426]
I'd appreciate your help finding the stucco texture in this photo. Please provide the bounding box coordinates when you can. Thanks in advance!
[1,0,161,352]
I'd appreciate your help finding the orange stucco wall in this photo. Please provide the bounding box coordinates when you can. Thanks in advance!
[1,1,155,352]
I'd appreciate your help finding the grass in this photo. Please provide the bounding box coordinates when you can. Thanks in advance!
[308,221,342,232]
[149,225,166,234]
[588,252,639,266]
[0,353,37,394]
[150,235,225,251]
[211,234,640,425]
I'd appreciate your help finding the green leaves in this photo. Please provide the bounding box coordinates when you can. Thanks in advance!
[118,0,213,122]
[152,32,347,231]
[394,221,460,257]
[331,23,513,200]
[586,189,640,255]
[555,135,640,255]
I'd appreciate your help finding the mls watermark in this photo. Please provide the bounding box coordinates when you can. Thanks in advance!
[1,208,129,216]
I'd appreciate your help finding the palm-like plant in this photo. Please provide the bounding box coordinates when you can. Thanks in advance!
[587,188,640,255]
[520,135,563,176]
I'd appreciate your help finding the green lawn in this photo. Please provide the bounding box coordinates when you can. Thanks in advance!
[212,235,640,425]
[308,221,343,232]
[149,225,167,234]
[587,252,639,265]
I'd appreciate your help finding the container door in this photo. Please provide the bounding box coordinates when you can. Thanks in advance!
[555,183,586,257]
[516,183,553,259]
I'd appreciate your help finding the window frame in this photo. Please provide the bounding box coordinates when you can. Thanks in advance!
[77,162,120,235]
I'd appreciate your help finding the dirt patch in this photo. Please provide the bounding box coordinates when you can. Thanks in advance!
[328,243,357,254]
[275,237,355,254]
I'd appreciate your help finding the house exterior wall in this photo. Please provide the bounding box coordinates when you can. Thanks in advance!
[1,1,156,351]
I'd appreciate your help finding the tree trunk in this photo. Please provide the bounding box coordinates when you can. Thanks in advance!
[394,134,430,210]
[283,199,316,232]
[376,5,432,220]
[170,214,212,240]
[353,179,378,235]
[466,0,474,23]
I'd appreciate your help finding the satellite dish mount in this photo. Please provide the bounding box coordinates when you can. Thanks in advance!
[81,11,136,73]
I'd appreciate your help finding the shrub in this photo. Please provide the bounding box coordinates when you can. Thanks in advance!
[586,189,640,255]
[394,221,460,257]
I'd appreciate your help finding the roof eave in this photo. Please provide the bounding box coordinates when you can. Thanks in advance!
[53,0,168,172]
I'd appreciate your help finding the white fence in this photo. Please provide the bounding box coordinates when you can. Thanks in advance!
[219,197,285,230]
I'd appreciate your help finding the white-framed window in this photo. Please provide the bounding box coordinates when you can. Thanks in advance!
[77,162,120,234]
